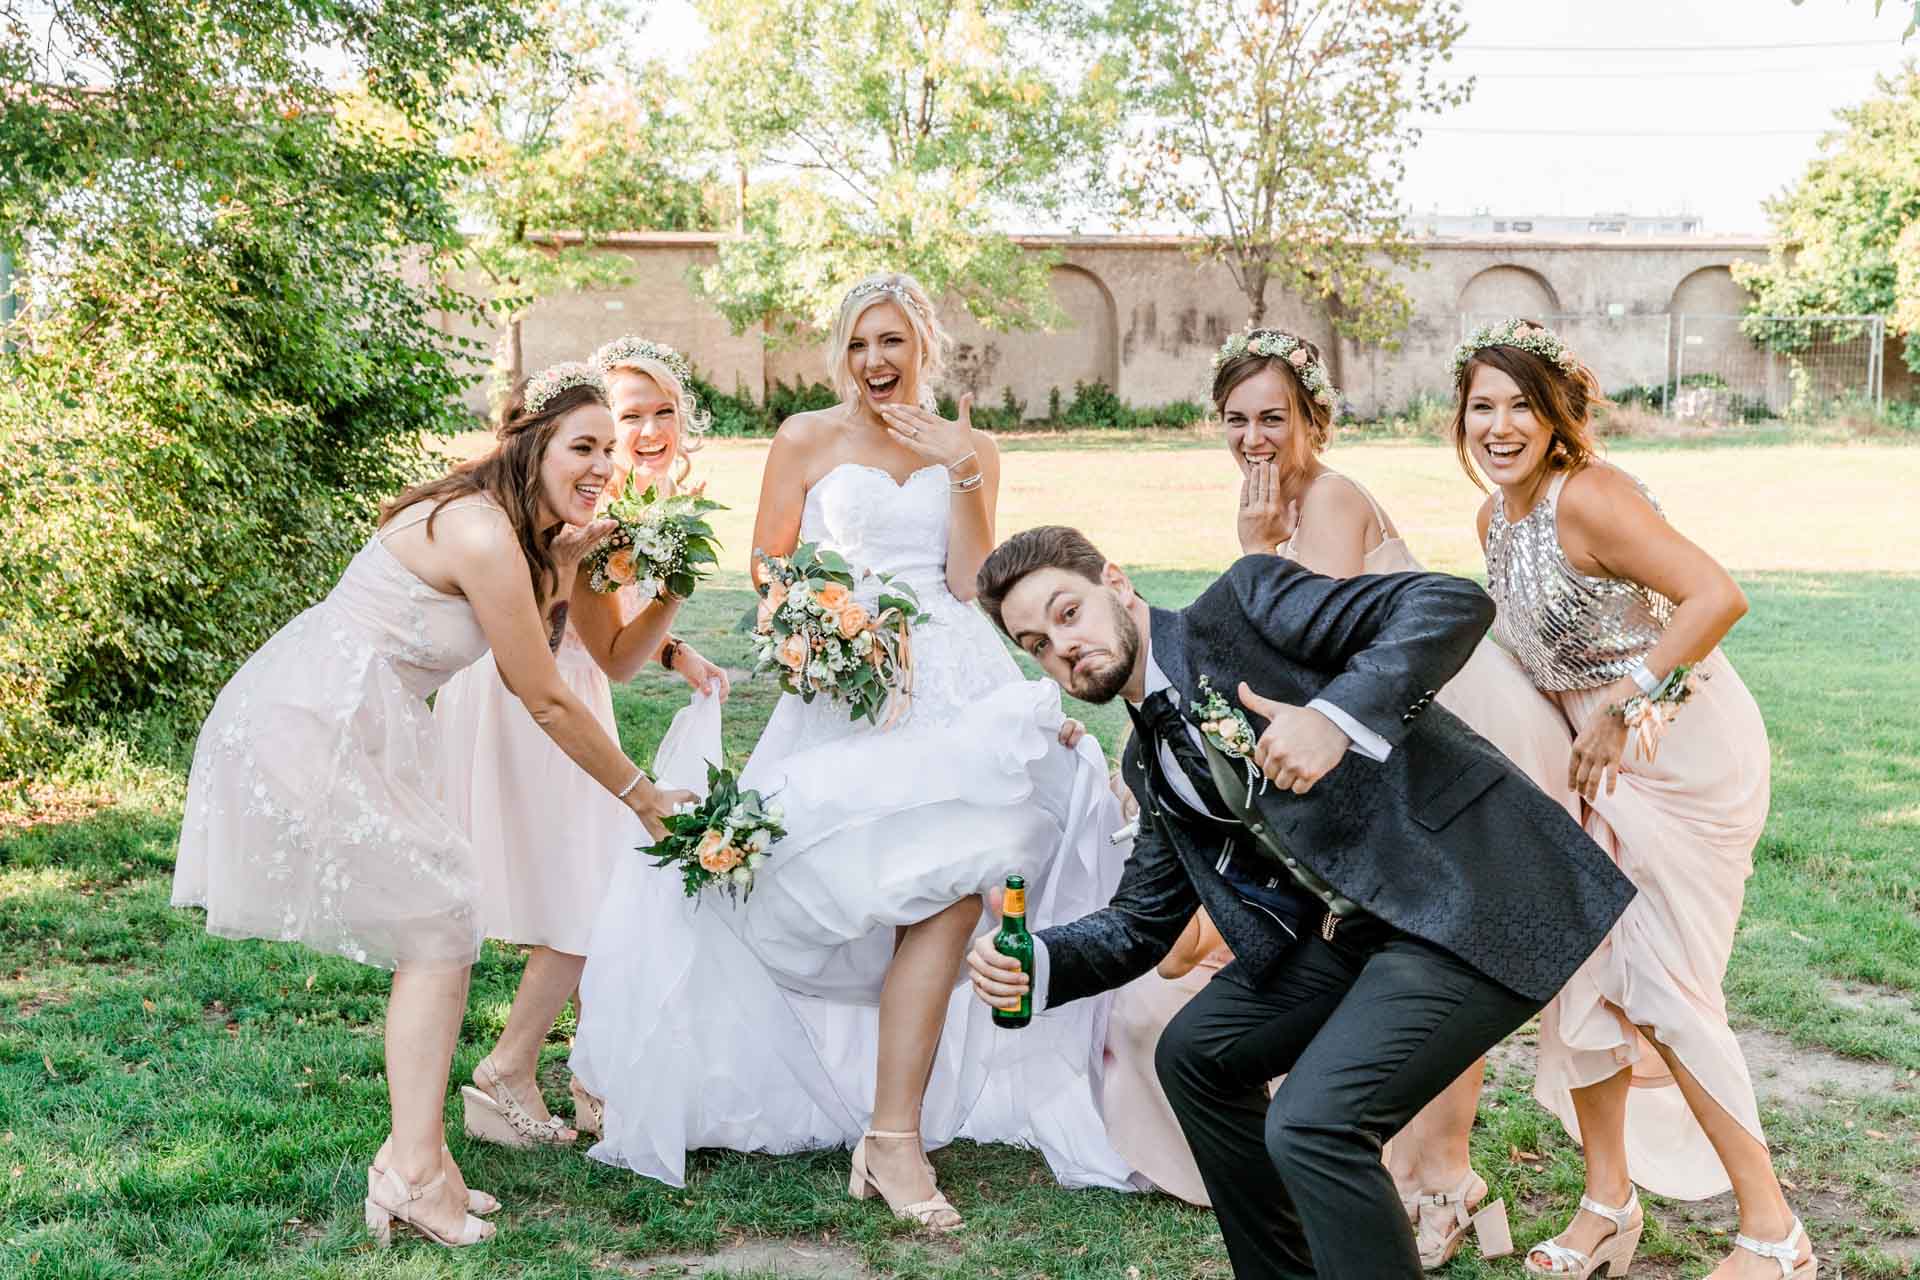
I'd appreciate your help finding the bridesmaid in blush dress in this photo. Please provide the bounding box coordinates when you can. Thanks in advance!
[1100,330,1569,1268]
[173,365,694,1249]
[436,337,729,1149]
[1455,318,1813,1280]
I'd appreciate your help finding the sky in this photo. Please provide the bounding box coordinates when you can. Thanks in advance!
[633,0,1920,234]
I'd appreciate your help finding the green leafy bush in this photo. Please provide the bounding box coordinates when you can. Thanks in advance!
[0,0,527,776]
[767,377,838,425]
[687,371,773,436]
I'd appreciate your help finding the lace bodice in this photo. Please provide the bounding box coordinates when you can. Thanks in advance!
[334,502,495,698]
[1485,471,1674,692]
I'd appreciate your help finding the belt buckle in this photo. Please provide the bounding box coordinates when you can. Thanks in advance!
[1320,910,1339,941]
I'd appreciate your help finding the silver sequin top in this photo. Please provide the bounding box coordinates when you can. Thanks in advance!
[1485,470,1674,692]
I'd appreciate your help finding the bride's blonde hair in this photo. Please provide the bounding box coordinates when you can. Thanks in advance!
[827,272,948,410]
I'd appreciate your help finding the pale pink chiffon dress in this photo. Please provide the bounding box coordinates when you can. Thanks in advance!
[1487,470,1770,1201]
[174,500,501,971]
[434,590,641,956]
[1100,473,1577,1205]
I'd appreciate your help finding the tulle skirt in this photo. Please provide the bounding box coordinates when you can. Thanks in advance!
[572,604,1137,1191]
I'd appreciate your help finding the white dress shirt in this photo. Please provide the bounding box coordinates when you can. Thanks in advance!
[1022,637,1390,1014]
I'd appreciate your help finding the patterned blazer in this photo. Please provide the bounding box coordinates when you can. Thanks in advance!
[1037,556,1635,1005]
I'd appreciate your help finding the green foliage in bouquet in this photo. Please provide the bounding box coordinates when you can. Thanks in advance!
[582,486,724,599]
[648,762,786,902]
[751,542,929,727]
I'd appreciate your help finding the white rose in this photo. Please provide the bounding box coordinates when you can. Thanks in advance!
[746,828,771,854]
[746,851,767,868]
[852,631,874,655]
[767,802,785,822]
[730,867,754,887]
[632,578,660,604]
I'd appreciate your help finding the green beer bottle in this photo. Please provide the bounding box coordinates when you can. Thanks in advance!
[992,874,1034,1029]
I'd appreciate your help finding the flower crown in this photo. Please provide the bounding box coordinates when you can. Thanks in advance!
[592,334,696,391]
[1452,318,1581,385]
[522,360,606,417]
[1212,329,1338,410]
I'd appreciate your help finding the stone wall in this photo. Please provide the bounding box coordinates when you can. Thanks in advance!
[453,231,1911,420]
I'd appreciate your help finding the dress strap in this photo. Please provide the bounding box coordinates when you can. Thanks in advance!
[377,497,503,543]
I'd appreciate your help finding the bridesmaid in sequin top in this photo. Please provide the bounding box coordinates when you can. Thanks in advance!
[1456,320,1814,1280]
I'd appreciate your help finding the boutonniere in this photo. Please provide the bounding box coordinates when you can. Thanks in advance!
[1194,675,1266,804]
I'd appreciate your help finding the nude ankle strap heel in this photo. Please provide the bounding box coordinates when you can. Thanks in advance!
[1403,1170,1512,1270]
[847,1130,962,1233]
[364,1164,494,1248]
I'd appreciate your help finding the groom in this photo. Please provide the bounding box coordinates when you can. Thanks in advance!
[966,527,1634,1278]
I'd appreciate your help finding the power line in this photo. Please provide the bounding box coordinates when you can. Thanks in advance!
[1467,61,1896,81]
[1425,126,1828,138]
[1455,38,1899,53]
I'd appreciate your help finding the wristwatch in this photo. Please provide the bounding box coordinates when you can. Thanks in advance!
[659,635,682,671]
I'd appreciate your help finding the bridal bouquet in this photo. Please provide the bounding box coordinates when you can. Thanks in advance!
[751,542,928,727]
[648,763,786,902]
[581,484,725,601]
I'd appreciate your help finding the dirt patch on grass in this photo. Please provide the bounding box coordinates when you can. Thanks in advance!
[614,1239,874,1278]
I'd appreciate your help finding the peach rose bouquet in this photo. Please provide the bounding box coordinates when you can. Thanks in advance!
[750,540,929,727]
[646,763,786,903]
[582,482,726,599]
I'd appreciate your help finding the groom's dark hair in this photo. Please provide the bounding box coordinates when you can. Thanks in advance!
[976,526,1109,632]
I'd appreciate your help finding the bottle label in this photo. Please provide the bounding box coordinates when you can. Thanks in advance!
[1003,886,1026,916]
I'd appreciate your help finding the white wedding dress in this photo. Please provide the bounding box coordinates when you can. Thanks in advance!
[571,461,1139,1191]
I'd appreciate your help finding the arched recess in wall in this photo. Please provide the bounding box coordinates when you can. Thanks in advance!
[1457,265,1561,324]
[1046,263,1120,390]
[947,262,1119,415]
[1668,265,1750,316]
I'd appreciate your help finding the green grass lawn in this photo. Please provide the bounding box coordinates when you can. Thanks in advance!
[5,438,1919,1277]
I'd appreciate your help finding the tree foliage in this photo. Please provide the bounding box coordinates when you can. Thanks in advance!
[0,0,526,773]
[685,0,1127,344]
[427,0,725,395]
[1112,0,1470,339]
[1734,63,1920,371]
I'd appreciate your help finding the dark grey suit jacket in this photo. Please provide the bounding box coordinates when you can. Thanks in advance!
[1037,556,1635,1005]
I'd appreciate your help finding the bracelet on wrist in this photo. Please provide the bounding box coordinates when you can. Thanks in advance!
[659,635,682,671]
[615,769,647,801]
[1626,659,1661,696]
[945,450,978,475]
[950,472,984,494]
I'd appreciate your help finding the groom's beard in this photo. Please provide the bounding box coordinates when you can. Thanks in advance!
[1062,598,1141,705]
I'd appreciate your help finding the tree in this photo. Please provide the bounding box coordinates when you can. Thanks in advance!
[1790,0,1920,40]
[683,0,1127,344]
[0,0,525,773]
[1733,63,1920,372]
[429,0,725,396]
[1112,0,1471,340]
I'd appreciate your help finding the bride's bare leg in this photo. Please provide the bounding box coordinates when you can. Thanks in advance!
[866,896,982,1206]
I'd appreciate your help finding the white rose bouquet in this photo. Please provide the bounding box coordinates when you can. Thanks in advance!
[581,483,725,602]
[751,541,929,728]
[647,763,786,903]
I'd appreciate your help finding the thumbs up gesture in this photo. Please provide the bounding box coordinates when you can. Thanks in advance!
[1236,682,1353,796]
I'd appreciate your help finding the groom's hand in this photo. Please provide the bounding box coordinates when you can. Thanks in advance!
[1238,682,1351,795]
[967,929,1029,1013]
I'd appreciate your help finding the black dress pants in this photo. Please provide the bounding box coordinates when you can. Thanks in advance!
[1155,919,1540,1279]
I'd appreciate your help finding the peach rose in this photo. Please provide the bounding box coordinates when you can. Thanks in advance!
[1287,346,1309,368]
[837,603,871,638]
[814,582,851,611]
[764,579,788,613]
[696,828,741,874]
[777,633,809,670]
[604,547,638,585]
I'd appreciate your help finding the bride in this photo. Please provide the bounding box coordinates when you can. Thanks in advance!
[572,272,1136,1228]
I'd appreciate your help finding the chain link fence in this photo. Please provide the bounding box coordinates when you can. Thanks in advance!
[1459,312,1886,421]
